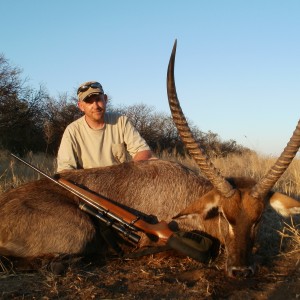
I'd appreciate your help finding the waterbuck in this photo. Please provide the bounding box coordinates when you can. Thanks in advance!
[0,41,299,277]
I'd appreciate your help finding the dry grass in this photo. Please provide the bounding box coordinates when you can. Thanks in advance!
[0,150,56,193]
[213,151,300,196]
[279,219,300,254]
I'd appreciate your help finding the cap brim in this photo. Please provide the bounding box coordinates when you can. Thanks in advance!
[79,89,103,102]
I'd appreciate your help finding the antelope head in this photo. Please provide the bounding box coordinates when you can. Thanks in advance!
[167,40,300,277]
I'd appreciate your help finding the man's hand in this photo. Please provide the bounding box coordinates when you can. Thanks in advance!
[133,150,155,161]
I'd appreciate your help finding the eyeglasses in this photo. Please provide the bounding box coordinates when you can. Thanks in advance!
[84,94,105,104]
[77,82,103,94]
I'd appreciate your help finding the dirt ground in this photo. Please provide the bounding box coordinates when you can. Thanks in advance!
[0,248,299,300]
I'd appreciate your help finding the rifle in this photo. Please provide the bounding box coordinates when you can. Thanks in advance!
[11,153,212,262]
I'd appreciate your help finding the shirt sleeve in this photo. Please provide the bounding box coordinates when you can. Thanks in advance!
[122,116,151,157]
[56,128,79,172]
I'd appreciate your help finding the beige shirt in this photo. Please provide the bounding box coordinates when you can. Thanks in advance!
[57,113,150,172]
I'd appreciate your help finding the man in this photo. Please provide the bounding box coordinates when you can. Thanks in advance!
[57,81,153,172]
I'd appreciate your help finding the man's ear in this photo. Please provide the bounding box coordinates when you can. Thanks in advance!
[78,101,85,112]
[104,94,108,102]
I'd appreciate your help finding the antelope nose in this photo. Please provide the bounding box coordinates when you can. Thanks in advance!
[228,266,255,278]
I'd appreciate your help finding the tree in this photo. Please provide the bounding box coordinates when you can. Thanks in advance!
[0,54,50,154]
[42,94,82,154]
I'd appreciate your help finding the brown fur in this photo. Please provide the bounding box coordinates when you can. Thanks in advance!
[0,159,299,277]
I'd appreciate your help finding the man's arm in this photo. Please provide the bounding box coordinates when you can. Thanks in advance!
[57,129,78,172]
[122,116,155,161]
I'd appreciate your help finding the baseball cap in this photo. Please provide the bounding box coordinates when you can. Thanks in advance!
[77,81,104,102]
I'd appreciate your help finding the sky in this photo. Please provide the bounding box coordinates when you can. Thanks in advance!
[1,0,299,157]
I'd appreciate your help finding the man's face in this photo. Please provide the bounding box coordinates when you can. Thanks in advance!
[78,93,107,123]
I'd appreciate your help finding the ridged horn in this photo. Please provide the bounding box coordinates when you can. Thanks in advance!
[167,40,235,198]
[251,119,300,199]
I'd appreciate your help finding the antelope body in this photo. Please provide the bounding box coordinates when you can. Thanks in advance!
[0,41,300,277]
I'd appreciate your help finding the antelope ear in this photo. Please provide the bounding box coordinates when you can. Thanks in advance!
[270,192,300,217]
[173,190,221,220]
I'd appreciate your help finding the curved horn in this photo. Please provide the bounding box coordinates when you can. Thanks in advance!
[251,119,300,199]
[167,40,235,198]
